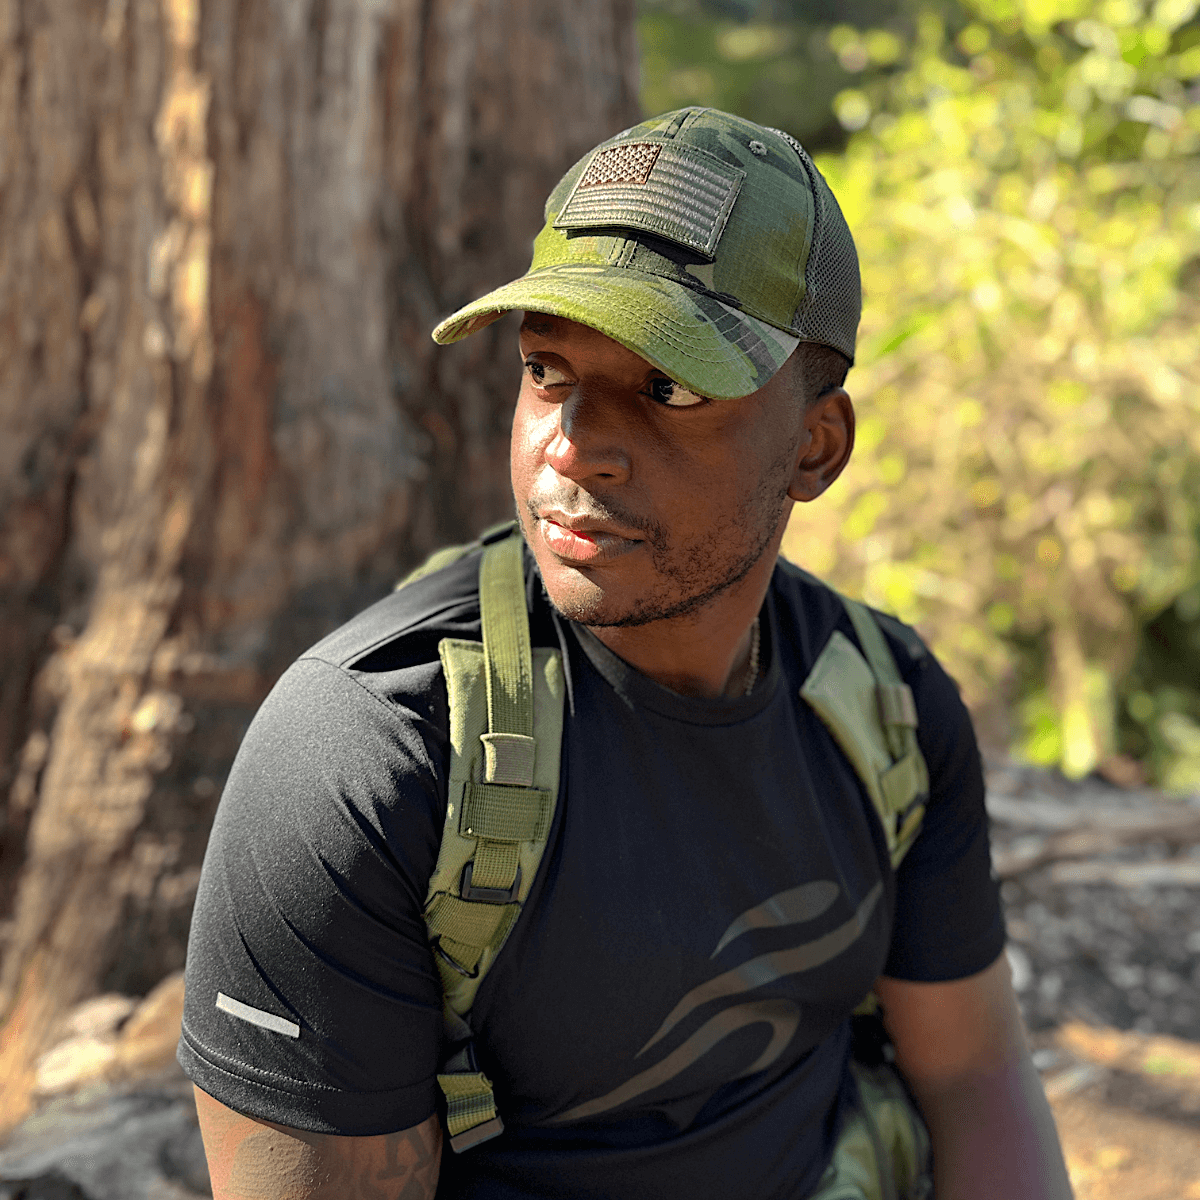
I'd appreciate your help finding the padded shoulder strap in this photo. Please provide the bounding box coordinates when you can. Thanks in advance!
[799,585,929,871]
[422,530,564,1151]
[395,520,518,591]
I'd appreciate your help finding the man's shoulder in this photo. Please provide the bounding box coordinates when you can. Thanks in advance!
[771,557,929,680]
[219,547,491,824]
[303,544,486,675]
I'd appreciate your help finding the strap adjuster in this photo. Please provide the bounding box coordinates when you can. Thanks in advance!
[439,1042,506,1152]
[460,861,522,905]
[449,1114,504,1152]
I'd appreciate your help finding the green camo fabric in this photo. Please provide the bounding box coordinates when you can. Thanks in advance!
[808,1060,932,1200]
[431,107,861,399]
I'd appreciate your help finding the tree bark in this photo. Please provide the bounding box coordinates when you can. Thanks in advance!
[0,0,638,1128]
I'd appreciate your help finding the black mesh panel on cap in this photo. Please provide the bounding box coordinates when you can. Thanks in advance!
[768,128,862,363]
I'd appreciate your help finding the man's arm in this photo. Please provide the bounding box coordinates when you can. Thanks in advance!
[875,953,1073,1200]
[194,1086,441,1200]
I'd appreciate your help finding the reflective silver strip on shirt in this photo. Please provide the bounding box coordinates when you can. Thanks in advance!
[215,991,300,1038]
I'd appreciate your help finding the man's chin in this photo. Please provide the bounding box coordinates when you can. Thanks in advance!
[533,558,658,628]
[539,568,632,628]
[528,526,752,629]
[539,566,713,630]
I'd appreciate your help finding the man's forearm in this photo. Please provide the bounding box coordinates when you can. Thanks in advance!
[905,1051,1073,1200]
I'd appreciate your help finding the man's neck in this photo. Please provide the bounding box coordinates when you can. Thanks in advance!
[584,558,775,700]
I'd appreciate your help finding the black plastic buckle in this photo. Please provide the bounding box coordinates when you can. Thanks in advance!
[460,861,521,905]
[444,1040,480,1074]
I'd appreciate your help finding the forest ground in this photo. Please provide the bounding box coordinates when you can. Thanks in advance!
[989,758,1200,1197]
[1049,1068,1200,1198]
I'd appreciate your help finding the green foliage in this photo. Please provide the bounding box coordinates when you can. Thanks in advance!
[1118,583,1200,789]
[640,0,1200,785]
[640,0,912,150]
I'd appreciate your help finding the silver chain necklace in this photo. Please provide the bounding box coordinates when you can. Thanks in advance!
[743,617,761,697]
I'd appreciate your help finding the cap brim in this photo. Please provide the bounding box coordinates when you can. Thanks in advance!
[431,265,800,400]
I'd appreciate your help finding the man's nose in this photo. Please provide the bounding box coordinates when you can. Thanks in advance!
[543,389,632,486]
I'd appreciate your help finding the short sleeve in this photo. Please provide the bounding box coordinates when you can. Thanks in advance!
[882,652,1006,981]
[178,657,447,1135]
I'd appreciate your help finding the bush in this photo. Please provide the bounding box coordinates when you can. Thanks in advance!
[641,0,1200,784]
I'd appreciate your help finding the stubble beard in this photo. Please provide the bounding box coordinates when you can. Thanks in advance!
[522,460,792,630]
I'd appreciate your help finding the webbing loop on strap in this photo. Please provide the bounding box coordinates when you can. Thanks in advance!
[461,782,553,842]
[460,860,522,904]
[481,732,537,786]
[479,533,534,743]
[842,598,911,764]
[426,892,517,963]
[467,841,521,892]
[877,683,918,729]
[438,1056,505,1152]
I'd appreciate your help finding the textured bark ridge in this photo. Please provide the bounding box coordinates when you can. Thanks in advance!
[0,0,638,1127]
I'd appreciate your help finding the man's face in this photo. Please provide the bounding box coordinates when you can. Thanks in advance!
[511,313,810,628]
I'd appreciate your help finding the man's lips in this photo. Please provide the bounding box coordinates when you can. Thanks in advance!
[536,513,643,565]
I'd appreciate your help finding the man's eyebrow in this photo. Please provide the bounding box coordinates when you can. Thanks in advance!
[519,314,556,337]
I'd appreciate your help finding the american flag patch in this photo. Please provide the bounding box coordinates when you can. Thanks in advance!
[555,142,745,259]
[578,143,663,188]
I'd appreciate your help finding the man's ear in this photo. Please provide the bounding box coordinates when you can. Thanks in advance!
[788,388,855,503]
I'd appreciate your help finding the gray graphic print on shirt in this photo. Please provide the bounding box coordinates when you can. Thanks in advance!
[553,879,882,1122]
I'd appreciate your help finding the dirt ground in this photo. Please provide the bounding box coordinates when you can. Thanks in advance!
[1051,1083,1200,1198]
[985,760,1200,1196]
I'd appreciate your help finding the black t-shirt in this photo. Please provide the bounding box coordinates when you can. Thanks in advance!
[179,547,1004,1200]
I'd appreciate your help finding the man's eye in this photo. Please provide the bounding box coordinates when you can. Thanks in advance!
[525,360,571,388]
[649,378,707,407]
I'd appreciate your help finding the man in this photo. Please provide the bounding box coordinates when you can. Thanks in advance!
[180,108,1073,1198]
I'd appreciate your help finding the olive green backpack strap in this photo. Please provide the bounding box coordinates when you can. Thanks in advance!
[798,581,929,872]
[417,528,565,1152]
[797,579,929,1025]
[394,520,518,590]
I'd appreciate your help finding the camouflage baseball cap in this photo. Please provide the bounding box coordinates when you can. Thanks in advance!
[431,107,861,400]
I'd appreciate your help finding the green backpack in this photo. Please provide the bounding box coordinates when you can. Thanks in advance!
[398,522,930,1171]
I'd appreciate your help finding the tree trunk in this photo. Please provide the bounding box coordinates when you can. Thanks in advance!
[0,0,638,1128]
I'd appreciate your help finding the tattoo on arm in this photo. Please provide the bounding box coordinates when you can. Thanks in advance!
[372,1121,442,1199]
[196,1085,442,1200]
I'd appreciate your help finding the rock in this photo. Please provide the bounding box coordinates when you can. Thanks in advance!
[988,758,1200,1040]
[0,1172,91,1199]
[30,974,185,1100]
[33,1040,118,1098]
[8,973,197,1196]
[0,1071,208,1199]
[1006,943,1034,993]
[59,996,136,1042]
[115,974,185,1076]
